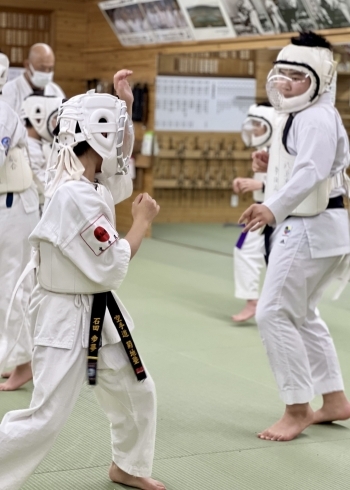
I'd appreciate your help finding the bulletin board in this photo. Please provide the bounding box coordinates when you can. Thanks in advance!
[154,75,256,132]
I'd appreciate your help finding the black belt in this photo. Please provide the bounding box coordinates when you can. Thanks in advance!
[263,196,344,264]
[88,291,147,385]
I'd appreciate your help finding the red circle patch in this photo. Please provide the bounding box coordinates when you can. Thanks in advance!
[94,226,110,242]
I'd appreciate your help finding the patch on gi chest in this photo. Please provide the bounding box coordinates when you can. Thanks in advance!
[80,214,118,256]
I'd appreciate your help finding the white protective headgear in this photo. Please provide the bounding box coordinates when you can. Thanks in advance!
[266,44,336,113]
[0,53,9,91]
[46,90,134,197]
[241,104,275,149]
[22,95,63,142]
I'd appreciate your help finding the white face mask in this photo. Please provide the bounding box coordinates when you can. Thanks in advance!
[29,63,54,89]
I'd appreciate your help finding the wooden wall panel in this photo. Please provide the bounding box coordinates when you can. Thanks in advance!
[0,0,87,97]
[83,9,350,228]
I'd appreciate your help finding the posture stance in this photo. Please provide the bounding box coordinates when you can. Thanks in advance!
[0,70,165,490]
[232,103,275,322]
[0,53,40,391]
[240,32,350,441]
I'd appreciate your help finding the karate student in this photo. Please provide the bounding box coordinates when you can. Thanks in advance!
[2,43,65,117]
[0,69,166,490]
[239,31,350,441]
[232,103,275,322]
[22,94,63,211]
[0,53,40,391]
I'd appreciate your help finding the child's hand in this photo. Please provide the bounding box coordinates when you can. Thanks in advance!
[233,177,263,194]
[232,177,243,194]
[114,69,133,112]
[252,150,269,172]
[239,178,263,193]
[239,203,275,232]
[132,193,160,224]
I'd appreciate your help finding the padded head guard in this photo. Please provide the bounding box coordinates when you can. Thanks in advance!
[266,33,336,113]
[0,53,9,90]
[46,90,134,197]
[22,95,63,142]
[241,104,275,149]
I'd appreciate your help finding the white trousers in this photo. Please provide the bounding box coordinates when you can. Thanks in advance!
[0,322,157,490]
[256,220,344,405]
[0,192,39,367]
[234,229,265,300]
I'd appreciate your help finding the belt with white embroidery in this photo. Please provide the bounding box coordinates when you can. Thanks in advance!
[87,292,147,385]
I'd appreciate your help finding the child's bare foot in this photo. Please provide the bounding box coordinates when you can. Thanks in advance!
[1,371,12,379]
[258,403,314,441]
[232,299,257,323]
[314,391,350,424]
[109,462,166,490]
[0,362,32,391]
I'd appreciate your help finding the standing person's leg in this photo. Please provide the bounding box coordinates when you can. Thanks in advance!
[0,192,39,390]
[233,229,265,322]
[299,271,350,423]
[255,221,335,441]
[0,318,86,490]
[95,343,165,490]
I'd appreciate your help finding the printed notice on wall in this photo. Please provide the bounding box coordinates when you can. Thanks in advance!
[155,75,256,132]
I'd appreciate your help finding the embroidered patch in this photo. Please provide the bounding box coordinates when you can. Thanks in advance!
[80,215,118,256]
[1,137,11,156]
[280,225,292,246]
[282,225,292,236]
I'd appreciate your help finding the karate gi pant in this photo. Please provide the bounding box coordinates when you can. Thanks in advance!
[0,191,39,367]
[234,229,265,300]
[0,320,156,490]
[256,220,345,405]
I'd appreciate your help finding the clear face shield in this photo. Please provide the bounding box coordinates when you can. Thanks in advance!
[241,117,271,148]
[266,65,316,113]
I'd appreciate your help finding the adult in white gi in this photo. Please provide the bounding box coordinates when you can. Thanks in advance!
[1,43,65,117]
[0,53,40,391]
[0,70,165,490]
[240,31,350,441]
[22,94,63,210]
[232,103,275,323]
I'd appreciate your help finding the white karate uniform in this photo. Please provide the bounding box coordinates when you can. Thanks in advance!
[234,177,266,300]
[0,101,39,368]
[0,175,156,490]
[25,136,48,208]
[1,73,65,118]
[234,228,265,300]
[256,92,350,404]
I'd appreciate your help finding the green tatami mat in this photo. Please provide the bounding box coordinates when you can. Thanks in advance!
[1,223,350,490]
[152,222,241,255]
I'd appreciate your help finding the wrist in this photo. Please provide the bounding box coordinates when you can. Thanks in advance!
[133,216,151,230]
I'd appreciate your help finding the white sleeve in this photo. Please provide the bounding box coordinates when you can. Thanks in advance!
[1,83,18,113]
[61,232,131,291]
[37,182,131,290]
[264,122,337,224]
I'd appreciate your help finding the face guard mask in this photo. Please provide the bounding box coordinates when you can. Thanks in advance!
[266,44,336,113]
[28,63,54,89]
[22,95,63,142]
[46,91,134,197]
[241,104,275,149]
[0,53,9,91]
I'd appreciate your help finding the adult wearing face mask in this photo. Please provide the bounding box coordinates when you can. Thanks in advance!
[1,43,65,117]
